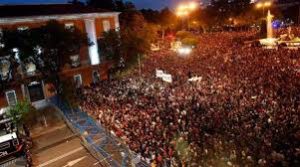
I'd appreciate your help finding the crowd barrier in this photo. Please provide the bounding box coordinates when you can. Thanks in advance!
[49,96,148,167]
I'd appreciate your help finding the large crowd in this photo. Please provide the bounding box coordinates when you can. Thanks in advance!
[79,29,300,167]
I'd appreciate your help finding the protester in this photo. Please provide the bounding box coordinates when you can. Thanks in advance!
[79,30,300,167]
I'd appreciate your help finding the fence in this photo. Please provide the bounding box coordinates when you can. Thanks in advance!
[49,96,148,167]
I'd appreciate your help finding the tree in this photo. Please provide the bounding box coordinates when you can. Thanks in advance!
[205,0,252,26]
[140,9,160,24]
[0,21,88,95]
[141,8,177,39]
[29,21,88,95]
[159,8,177,39]
[0,29,32,93]
[99,11,158,74]
[176,31,198,46]
[120,11,157,60]
[6,100,30,126]
[98,30,121,62]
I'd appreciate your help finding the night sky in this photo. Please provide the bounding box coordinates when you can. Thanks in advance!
[0,0,211,10]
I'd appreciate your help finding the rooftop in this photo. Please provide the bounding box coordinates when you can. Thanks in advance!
[0,4,110,18]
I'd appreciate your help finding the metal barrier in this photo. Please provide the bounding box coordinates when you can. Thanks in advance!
[49,96,148,167]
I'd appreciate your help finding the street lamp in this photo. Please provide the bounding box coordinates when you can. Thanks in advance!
[176,2,198,30]
[256,1,272,16]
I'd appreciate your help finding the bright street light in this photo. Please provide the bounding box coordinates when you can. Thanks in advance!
[176,10,189,17]
[176,1,198,17]
[255,1,272,16]
[176,2,198,30]
[256,1,272,9]
[256,3,263,9]
[188,2,198,10]
[264,1,272,7]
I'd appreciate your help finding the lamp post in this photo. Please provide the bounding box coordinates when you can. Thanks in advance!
[256,1,272,16]
[176,2,198,31]
[256,1,272,37]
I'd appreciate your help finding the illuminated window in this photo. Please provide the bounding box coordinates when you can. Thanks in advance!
[17,26,28,31]
[25,62,36,76]
[102,20,111,32]
[74,74,82,87]
[12,48,20,61]
[5,90,17,106]
[0,58,11,80]
[70,55,80,67]
[65,23,75,31]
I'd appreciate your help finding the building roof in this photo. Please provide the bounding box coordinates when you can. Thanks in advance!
[0,4,110,18]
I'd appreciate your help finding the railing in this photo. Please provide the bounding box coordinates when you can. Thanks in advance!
[49,96,148,167]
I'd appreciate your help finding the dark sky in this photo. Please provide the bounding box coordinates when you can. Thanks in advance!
[0,0,210,10]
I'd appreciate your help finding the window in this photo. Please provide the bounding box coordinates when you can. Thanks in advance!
[102,20,111,32]
[65,23,75,30]
[25,62,36,76]
[5,90,17,106]
[12,48,19,61]
[92,70,100,83]
[17,26,28,31]
[74,74,82,87]
[28,81,44,102]
[0,59,11,81]
[70,55,80,67]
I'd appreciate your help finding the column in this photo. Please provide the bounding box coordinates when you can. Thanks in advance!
[84,18,100,65]
[114,14,120,31]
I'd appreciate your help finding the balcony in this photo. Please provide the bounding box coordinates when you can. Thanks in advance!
[70,55,81,68]
[25,62,36,76]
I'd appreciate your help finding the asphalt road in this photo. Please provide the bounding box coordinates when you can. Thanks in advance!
[35,137,100,167]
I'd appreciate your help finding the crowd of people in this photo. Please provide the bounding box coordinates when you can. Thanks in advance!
[79,29,300,166]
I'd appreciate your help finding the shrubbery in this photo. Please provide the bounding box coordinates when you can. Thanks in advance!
[176,31,198,47]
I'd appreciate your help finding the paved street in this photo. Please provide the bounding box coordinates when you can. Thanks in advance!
[34,138,101,167]
[29,107,103,167]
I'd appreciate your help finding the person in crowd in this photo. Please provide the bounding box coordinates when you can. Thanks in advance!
[78,30,300,167]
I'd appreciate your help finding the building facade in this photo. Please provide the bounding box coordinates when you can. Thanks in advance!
[0,4,120,110]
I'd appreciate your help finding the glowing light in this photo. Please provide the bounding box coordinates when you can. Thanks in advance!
[188,2,198,10]
[264,1,272,7]
[177,5,187,11]
[256,1,272,9]
[259,38,278,46]
[176,2,198,17]
[256,3,263,9]
[176,11,189,17]
[177,47,192,55]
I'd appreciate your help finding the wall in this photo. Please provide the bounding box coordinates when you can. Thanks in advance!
[0,14,119,109]
[95,17,116,38]
[0,84,24,107]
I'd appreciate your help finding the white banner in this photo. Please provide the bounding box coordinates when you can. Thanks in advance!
[162,74,172,83]
[188,76,202,82]
[156,69,164,78]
